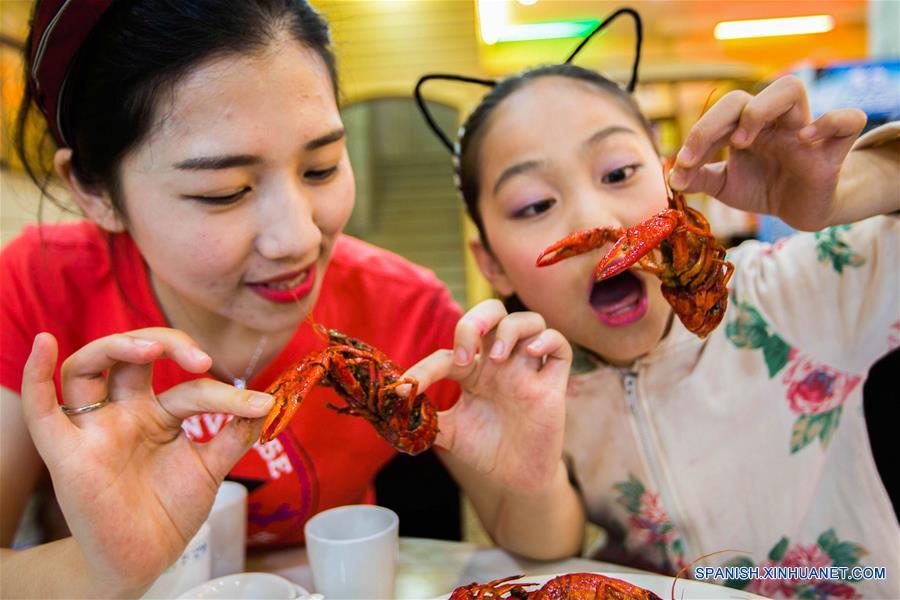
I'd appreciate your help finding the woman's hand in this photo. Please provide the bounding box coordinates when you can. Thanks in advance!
[408,299,572,495]
[670,75,867,231]
[19,329,273,597]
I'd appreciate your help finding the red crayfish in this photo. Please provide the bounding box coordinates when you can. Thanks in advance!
[449,573,662,600]
[536,164,734,338]
[258,321,438,455]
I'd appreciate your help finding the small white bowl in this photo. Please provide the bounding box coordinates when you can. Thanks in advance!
[177,572,315,599]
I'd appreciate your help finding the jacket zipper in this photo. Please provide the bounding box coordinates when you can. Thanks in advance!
[622,370,695,568]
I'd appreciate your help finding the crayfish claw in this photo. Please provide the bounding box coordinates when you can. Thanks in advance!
[536,227,624,267]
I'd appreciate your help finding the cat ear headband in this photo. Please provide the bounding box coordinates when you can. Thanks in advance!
[413,7,643,155]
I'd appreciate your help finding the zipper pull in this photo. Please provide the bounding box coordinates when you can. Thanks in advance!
[623,371,638,409]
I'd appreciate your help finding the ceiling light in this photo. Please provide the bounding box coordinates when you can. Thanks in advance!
[714,15,835,40]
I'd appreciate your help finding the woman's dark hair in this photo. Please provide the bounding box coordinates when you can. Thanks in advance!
[15,0,338,219]
[456,63,655,250]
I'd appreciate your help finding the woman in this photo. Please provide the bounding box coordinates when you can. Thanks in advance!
[0,1,581,596]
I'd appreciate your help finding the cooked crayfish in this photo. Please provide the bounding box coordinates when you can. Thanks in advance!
[449,573,662,599]
[536,165,734,338]
[258,321,438,455]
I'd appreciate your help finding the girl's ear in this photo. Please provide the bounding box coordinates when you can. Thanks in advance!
[469,236,515,297]
[54,149,126,232]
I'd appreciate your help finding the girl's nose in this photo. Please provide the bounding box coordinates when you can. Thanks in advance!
[255,186,322,261]
[571,190,624,232]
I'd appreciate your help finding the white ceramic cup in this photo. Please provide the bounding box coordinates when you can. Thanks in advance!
[143,521,212,599]
[207,481,248,578]
[304,505,399,599]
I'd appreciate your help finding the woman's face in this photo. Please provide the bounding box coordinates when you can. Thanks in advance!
[473,76,671,365]
[117,36,354,333]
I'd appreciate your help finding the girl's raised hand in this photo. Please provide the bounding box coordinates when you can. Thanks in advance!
[406,299,572,494]
[670,75,867,231]
[19,329,273,597]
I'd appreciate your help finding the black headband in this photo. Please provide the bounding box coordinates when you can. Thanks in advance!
[414,7,643,155]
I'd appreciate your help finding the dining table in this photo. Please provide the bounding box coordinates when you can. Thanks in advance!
[246,537,641,599]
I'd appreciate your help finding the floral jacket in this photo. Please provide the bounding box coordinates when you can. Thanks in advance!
[563,125,899,599]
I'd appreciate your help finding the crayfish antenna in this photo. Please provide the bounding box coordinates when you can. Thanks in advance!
[670,548,748,600]
[304,314,331,343]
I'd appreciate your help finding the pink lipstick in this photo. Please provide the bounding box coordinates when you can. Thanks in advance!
[247,264,317,304]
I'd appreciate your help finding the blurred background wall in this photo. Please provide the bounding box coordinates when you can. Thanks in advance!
[1,0,897,546]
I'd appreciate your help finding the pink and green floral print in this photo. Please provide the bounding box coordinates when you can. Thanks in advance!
[782,349,862,453]
[815,225,865,274]
[614,473,686,573]
[726,302,861,453]
[726,300,792,377]
[723,529,867,598]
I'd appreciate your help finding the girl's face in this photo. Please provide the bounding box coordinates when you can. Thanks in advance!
[472,76,671,365]
[116,37,354,334]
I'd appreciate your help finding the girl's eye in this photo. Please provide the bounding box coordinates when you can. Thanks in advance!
[514,198,556,218]
[188,187,250,205]
[602,164,640,184]
[305,166,338,181]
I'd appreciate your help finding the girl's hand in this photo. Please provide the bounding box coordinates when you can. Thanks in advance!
[407,300,572,495]
[670,75,867,231]
[20,329,273,596]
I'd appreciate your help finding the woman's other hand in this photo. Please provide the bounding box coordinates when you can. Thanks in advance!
[19,329,273,596]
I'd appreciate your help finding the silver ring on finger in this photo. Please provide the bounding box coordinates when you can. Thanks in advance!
[60,397,111,416]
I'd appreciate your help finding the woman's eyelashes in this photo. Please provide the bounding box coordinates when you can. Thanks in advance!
[305,165,338,182]
[513,198,556,218]
[601,163,641,185]
[184,164,339,205]
[186,186,251,205]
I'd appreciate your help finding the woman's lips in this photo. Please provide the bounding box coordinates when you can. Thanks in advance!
[247,264,317,304]
[588,270,649,327]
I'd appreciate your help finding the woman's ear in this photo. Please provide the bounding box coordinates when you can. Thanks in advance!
[469,236,515,297]
[54,149,126,232]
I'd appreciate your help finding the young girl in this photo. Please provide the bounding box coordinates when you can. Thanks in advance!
[0,1,582,596]
[434,63,898,598]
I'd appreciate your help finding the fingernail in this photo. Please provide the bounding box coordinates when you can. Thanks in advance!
[489,340,505,359]
[190,347,210,361]
[731,128,748,146]
[249,393,274,408]
[676,147,693,166]
[454,346,469,366]
[132,338,157,347]
[669,169,687,191]
[396,383,412,397]
[799,125,817,141]
[527,339,544,352]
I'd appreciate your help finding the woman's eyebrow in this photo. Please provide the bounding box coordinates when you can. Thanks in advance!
[493,159,545,195]
[173,128,346,170]
[305,127,345,151]
[174,154,260,170]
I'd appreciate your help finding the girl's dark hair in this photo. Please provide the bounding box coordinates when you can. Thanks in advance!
[15,0,337,219]
[456,63,655,250]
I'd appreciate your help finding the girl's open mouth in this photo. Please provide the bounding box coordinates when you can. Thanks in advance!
[588,270,648,327]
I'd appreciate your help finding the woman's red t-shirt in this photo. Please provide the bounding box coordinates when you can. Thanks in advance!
[0,222,461,546]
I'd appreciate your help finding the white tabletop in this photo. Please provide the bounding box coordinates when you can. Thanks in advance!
[246,537,639,599]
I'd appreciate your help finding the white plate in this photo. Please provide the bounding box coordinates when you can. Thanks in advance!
[177,572,319,599]
[435,571,767,599]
